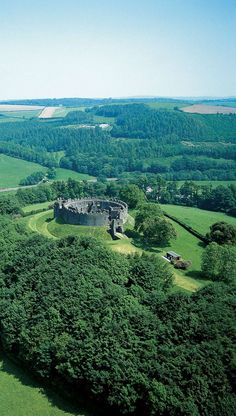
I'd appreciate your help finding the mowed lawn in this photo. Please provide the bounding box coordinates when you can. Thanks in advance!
[161,204,236,235]
[0,155,94,188]
[0,354,90,416]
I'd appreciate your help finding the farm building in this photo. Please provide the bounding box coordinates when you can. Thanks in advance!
[166,251,181,261]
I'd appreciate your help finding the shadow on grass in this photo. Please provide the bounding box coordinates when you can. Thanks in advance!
[185,269,207,281]
[0,352,98,416]
[198,241,207,248]
[125,230,169,254]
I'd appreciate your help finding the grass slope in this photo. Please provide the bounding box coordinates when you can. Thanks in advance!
[0,155,94,189]
[0,354,89,416]
[161,204,236,235]
[0,155,47,188]
[22,201,53,213]
[54,168,94,181]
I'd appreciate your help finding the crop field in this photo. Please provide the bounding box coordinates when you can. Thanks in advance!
[181,104,236,114]
[161,204,236,235]
[21,207,210,292]
[38,107,60,118]
[0,104,43,112]
[0,353,89,416]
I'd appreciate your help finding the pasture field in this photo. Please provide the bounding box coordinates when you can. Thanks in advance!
[0,115,27,123]
[54,168,94,181]
[161,204,236,235]
[0,353,89,416]
[93,115,115,124]
[181,104,236,114]
[0,155,94,188]
[0,110,42,119]
[21,208,210,292]
[0,155,47,188]
[148,101,189,110]
[53,107,87,117]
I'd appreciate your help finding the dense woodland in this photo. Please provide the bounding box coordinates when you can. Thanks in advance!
[0,211,235,415]
[0,101,236,415]
[0,103,235,179]
[0,213,235,415]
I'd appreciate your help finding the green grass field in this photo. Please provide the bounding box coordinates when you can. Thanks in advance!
[161,204,236,235]
[54,168,94,182]
[53,107,87,118]
[0,353,90,416]
[0,155,94,189]
[147,101,190,110]
[0,110,42,119]
[22,201,53,213]
[0,155,48,188]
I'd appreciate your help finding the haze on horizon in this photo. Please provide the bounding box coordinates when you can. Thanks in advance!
[1,0,236,100]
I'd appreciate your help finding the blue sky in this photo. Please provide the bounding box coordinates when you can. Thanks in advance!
[0,0,236,99]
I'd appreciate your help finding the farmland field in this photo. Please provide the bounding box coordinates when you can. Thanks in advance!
[38,107,60,118]
[0,110,42,119]
[161,204,236,234]
[148,101,190,110]
[0,104,43,111]
[53,107,87,117]
[0,353,90,416]
[181,104,236,114]
[0,155,94,188]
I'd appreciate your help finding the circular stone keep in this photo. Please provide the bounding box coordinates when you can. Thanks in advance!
[54,198,128,231]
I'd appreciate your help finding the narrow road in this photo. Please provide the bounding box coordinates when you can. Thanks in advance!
[0,184,39,193]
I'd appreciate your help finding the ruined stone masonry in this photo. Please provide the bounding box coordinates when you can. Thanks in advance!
[54,198,128,239]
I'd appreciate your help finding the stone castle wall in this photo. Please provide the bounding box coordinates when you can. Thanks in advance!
[54,198,128,228]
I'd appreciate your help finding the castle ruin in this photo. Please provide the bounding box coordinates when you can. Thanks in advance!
[54,198,128,239]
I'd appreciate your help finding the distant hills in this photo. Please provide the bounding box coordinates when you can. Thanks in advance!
[0,96,236,107]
